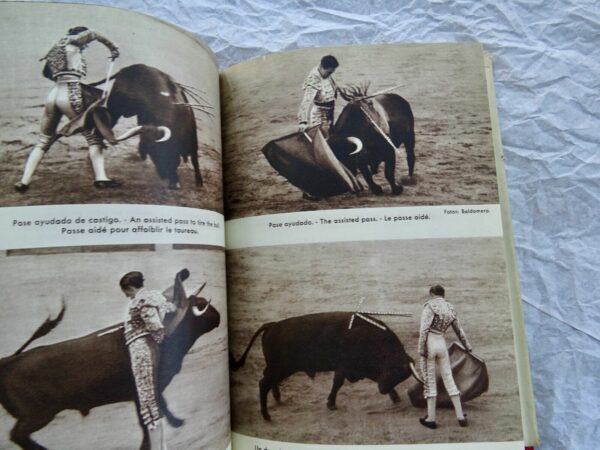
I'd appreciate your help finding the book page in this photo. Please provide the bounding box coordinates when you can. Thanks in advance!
[0,1,224,248]
[0,3,230,450]
[222,43,535,449]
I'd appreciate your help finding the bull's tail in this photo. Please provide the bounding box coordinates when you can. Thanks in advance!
[13,301,66,355]
[229,323,272,371]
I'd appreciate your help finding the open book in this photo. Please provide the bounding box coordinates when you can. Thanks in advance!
[0,2,539,449]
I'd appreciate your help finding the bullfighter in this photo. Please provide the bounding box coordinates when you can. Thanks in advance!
[121,271,176,450]
[297,54,339,137]
[418,284,472,429]
[15,26,121,193]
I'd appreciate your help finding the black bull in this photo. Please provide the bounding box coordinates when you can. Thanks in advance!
[262,93,415,198]
[0,295,219,450]
[65,64,203,189]
[229,312,422,421]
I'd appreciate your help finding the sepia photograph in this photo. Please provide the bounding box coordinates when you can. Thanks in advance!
[227,238,522,445]
[0,245,230,450]
[0,3,222,211]
[222,43,500,220]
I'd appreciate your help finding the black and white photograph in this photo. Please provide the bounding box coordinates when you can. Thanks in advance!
[0,245,230,450]
[0,3,222,211]
[222,43,499,220]
[227,238,522,445]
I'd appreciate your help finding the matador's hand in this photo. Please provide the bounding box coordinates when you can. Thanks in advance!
[110,48,120,61]
[298,122,308,133]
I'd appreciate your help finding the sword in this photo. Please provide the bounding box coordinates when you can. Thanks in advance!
[101,60,115,106]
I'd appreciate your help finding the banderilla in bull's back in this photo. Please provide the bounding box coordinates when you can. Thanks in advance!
[229,311,423,421]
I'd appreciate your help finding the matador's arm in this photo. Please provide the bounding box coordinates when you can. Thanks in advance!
[451,317,472,352]
[418,305,434,357]
[69,30,119,60]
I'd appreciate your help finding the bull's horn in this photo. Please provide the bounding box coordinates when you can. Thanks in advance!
[192,298,212,317]
[193,282,207,297]
[347,137,363,155]
[409,361,424,385]
[115,125,143,142]
[156,126,171,143]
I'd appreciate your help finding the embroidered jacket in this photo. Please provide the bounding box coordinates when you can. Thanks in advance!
[41,30,118,80]
[297,66,337,124]
[418,297,471,356]
[124,288,176,346]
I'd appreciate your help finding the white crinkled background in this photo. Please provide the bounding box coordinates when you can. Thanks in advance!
[35,1,600,448]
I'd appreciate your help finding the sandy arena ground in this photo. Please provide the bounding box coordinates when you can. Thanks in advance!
[222,43,500,219]
[0,4,222,212]
[227,238,522,445]
[0,247,230,450]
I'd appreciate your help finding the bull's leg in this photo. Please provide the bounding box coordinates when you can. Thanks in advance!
[139,427,150,450]
[91,107,118,146]
[134,401,150,450]
[272,383,282,404]
[400,131,417,185]
[259,376,273,421]
[131,388,151,450]
[159,393,185,428]
[10,415,54,450]
[389,388,401,404]
[327,371,345,410]
[190,153,203,187]
[168,173,181,190]
[358,161,383,195]
[384,152,403,195]
[405,131,416,177]
[370,161,382,174]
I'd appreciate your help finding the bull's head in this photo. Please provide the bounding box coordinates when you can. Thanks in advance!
[333,81,395,158]
[377,352,424,395]
[327,133,364,165]
[185,295,220,336]
[84,104,172,146]
[158,294,220,390]
[160,294,220,380]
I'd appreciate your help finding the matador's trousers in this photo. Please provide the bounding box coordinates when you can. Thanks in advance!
[127,336,162,429]
[420,332,461,399]
[37,77,103,149]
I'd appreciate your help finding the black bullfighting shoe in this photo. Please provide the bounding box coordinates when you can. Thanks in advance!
[419,417,437,429]
[458,417,468,427]
[94,179,123,189]
[14,181,29,193]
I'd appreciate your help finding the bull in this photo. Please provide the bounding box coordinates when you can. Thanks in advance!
[229,312,423,421]
[261,85,415,198]
[64,64,205,189]
[328,85,416,196]
[0,273,220,450]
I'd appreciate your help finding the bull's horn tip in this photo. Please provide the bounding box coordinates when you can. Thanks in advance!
[409,361,425,385]
[156,126,171,142]
[115,125,143,142]
[347,137,363,155]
